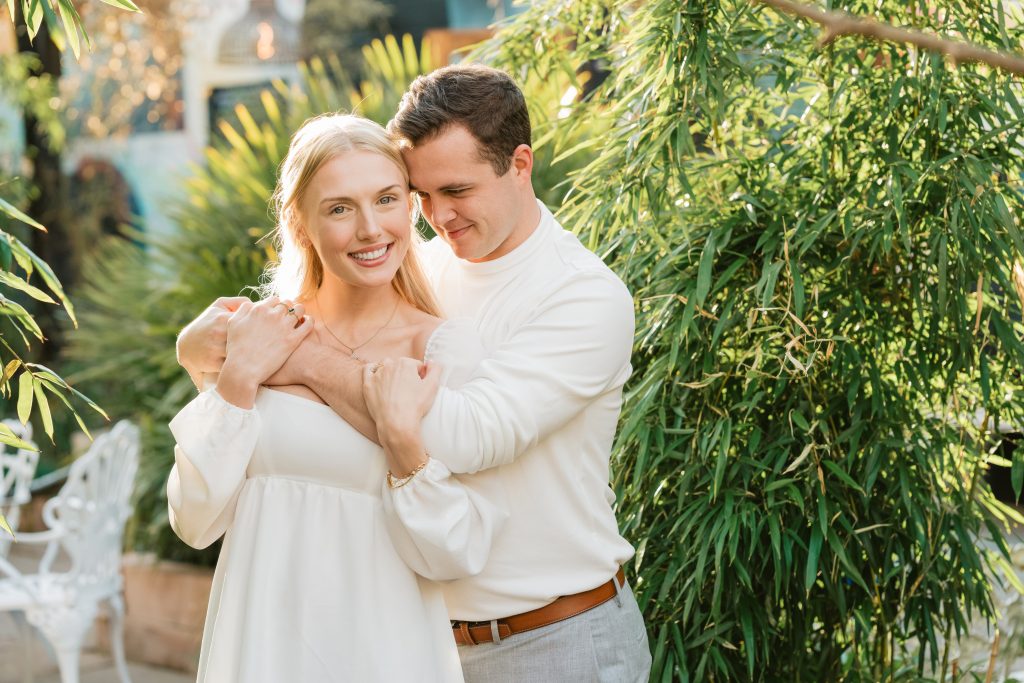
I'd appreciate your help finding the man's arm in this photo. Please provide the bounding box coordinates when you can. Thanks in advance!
[420,271,635,474]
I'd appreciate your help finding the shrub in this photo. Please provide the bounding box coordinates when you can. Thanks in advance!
[483,0,1024,680]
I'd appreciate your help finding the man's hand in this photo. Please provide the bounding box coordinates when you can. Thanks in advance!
[177,297,249,387]
[263,326,329,388]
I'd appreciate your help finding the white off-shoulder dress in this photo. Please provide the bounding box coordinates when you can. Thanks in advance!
[167,319,502,683]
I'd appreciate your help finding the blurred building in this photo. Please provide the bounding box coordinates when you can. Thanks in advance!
[0,0,520,240]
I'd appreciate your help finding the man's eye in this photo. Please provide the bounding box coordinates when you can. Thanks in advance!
[331,205,347,215]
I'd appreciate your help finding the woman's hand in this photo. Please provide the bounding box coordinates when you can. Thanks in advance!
[217,297,313,408]
[362,358,442,475]
[176,296,249,389]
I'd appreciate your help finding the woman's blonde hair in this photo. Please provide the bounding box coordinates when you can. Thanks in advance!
[262,113,441,317]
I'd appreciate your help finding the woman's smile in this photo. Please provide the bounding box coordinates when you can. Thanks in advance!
[349,242,393,267]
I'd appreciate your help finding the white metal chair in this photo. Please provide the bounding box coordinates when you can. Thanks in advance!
[0,419,40,556]
[0,420,139,683]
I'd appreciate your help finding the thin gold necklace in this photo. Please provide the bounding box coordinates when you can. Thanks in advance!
[316,291,400,362]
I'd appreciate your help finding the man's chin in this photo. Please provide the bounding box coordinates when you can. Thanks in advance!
[448,240,480,260]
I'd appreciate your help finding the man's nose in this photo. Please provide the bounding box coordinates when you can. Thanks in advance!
[430,196,458,226]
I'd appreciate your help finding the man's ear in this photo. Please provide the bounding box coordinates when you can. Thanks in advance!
[511,144,534,181]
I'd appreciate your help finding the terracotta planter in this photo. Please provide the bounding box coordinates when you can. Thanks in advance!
[98,553,213,674]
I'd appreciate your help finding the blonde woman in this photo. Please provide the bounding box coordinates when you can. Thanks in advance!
[166,115,500,682]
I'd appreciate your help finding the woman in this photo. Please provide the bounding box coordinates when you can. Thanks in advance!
[167,114,500,682]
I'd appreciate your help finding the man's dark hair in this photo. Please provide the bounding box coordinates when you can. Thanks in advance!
[389,64,531,176]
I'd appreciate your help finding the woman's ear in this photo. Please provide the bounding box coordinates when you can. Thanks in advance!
[291,214,312,249]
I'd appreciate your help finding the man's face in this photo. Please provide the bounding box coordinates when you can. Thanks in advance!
[403,124,528,263]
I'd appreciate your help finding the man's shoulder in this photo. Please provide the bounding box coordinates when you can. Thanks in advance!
[544,222,629,296]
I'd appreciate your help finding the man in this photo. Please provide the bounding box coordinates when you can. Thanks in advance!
[177,64,651,681]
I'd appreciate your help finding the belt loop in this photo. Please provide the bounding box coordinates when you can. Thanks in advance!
[490,620,502,644]
[459,622,476,645]
[612,571,624,607]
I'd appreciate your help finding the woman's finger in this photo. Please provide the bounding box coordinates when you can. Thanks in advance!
[291,314,315,339]
[421,362,442,397]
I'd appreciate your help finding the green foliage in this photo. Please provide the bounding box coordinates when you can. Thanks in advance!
[0,53,65,150]
[300,0,391,69]
[12,0,141,59]
[0,10,122,453]
[484,0,1024,680]
[0,0,142,534]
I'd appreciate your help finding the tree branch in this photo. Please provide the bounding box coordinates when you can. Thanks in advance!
[755,0,1024,76]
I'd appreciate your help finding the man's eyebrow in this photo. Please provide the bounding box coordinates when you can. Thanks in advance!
[318,185,402,204]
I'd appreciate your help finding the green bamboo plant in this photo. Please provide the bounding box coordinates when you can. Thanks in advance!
[481,0,1024,680]
[0,0,140,535]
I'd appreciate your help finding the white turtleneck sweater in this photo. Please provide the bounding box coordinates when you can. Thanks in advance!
[383,201,637,621]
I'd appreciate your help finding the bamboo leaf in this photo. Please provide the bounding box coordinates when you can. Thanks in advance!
[695,233,715,307]
[0,271,56,303]
[0,422,36,451]
[805,525,823,592]
[0,197,46,231]
[16,370,33,425]
[32,379,52,440]
[97,0,140,11]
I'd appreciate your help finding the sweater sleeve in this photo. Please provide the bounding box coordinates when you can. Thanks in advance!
[381,458,508,580]
[419,270,635,474]
[380,319,509,580]
[166,388,262,549]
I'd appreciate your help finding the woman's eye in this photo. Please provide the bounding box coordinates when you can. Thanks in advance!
[379,195,394,205]
[331,205,347,215]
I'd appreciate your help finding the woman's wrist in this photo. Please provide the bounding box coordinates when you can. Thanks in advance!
[216,359,261,409]
[386,458,429,489]
[382,428,427,475]
[380,425,421,456]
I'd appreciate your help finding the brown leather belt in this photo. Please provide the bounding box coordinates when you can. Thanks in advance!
[452,568,626,646]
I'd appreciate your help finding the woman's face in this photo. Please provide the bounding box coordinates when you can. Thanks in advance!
[299,149,412,292]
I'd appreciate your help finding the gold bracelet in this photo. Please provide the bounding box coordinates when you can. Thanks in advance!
[387,458,429,489]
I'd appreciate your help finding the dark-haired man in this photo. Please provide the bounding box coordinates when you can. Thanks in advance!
[177,64,651,681]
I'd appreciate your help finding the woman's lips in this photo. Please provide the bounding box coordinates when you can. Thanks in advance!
[348,243,392,267]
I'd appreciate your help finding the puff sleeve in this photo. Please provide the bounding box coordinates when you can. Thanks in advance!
[166,388,262,549]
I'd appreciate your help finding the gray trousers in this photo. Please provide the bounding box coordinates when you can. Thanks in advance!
[457,581,651,683]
